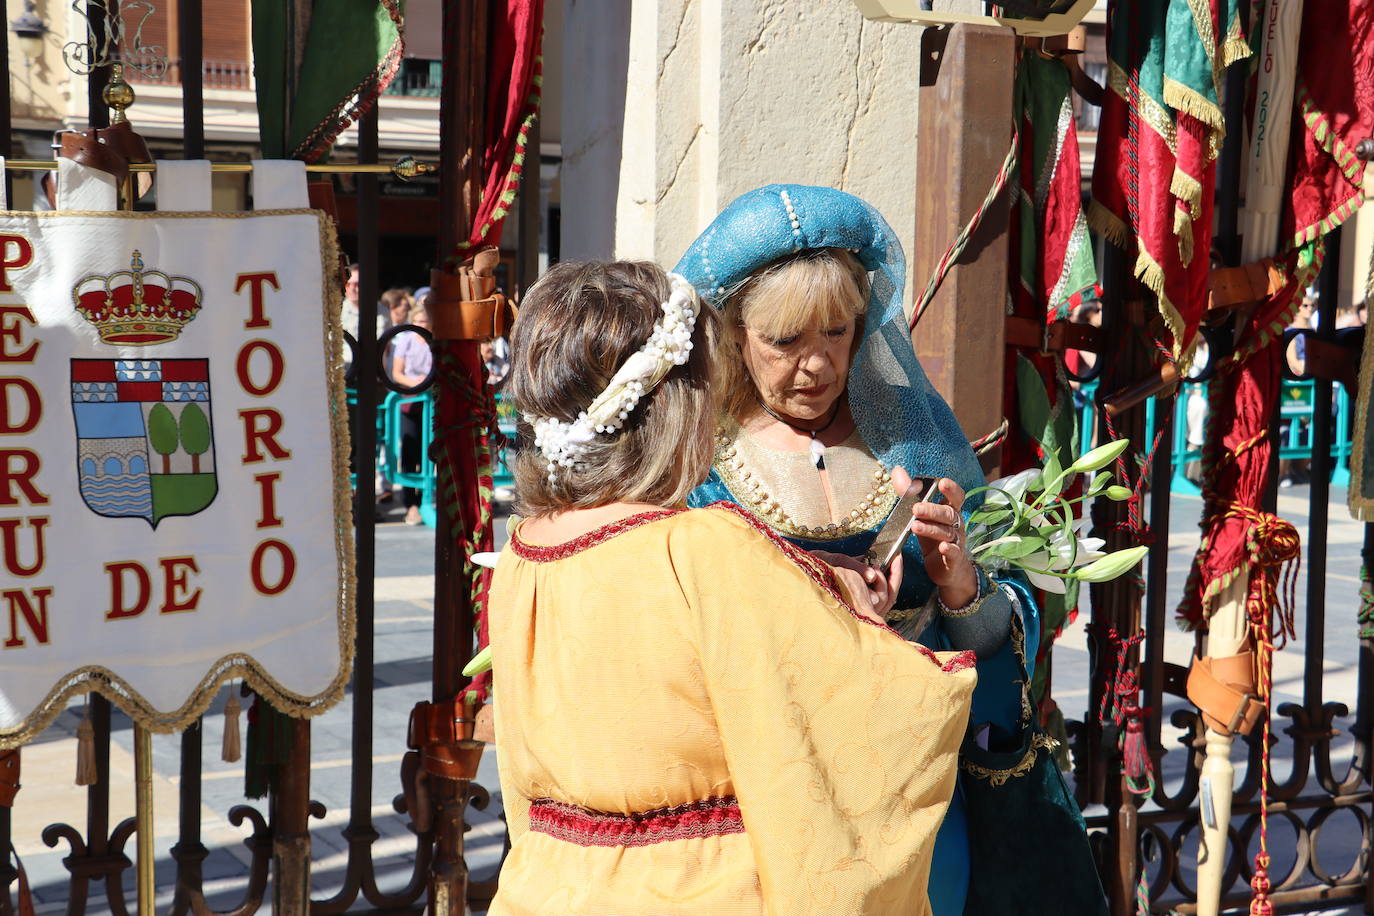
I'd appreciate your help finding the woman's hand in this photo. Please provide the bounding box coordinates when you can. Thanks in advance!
[811,550,902,624]
[891,467,979,609]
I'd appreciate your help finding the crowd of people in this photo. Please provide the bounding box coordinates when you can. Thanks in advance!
[483,186,1105,915]
[338,263,510,525]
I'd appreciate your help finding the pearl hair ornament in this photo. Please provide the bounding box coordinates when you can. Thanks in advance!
[529,272,701,482]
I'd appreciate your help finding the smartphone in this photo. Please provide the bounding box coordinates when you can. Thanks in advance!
[866,475,942,573]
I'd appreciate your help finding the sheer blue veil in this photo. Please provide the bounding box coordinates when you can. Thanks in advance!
[674,184,986,500]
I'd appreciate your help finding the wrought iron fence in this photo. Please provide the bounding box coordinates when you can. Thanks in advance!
[0,2,529,914]
[0,3,1368,916]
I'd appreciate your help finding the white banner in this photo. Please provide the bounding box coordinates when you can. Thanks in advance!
[0,207,354,744]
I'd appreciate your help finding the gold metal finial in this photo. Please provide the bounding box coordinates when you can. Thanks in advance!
[391,156,437,181]
[103,62,136,122]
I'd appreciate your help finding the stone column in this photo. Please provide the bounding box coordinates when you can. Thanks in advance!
[560,0,925,280]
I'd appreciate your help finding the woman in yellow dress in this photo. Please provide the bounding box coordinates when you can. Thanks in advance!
[487,259,979,915]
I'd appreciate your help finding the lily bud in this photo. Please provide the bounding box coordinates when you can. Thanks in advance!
[1072,546,1149,582]
[1067,439,1130,475]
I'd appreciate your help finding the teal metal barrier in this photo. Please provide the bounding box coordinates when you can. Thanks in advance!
[1075,378,1353,495]
[349,389,516,527]
[494,393,517,490]
[380,390,438,528]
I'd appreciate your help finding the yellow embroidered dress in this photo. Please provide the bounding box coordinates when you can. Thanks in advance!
[488,504,977,915]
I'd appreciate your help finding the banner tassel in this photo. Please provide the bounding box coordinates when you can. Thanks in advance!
[221,686,242,763]
[75,702,96,786]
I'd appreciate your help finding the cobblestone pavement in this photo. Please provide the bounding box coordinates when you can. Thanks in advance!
[8,486,1367,914]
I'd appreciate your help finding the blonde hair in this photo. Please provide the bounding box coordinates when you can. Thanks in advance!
[719,247,869,419]
[507,260,721,516]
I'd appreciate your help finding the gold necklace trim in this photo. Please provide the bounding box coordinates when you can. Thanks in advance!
[960,733,1060,786]
[713,427,899,541]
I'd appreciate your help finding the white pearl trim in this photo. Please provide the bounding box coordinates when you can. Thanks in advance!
[530,273,700,480]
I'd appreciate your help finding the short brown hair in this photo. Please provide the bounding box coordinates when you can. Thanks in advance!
[380,287,412,313]
[719,247,869,419]
[507,261,721,515]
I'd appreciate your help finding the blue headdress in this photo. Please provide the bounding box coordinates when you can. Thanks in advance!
[675,184,985,497]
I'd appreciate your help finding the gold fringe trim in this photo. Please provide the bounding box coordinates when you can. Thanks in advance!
[1087,199,1130,248]
[0,209,356,750]
[1183,0,1224,110]
[1108,61,1178,152]
[1351,290,1374,519]
[1133,247,1192,364]
[961,733,1060,786]
[1162,77,1226,139]
[1221,13,1250,68]
[1174,205,1196,267]
[1170,168,1204,220]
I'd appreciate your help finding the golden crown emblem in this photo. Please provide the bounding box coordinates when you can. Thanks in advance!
[73,250,204,346]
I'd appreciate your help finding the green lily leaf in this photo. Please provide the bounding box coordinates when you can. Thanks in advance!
[1088,471,1112,495]
[999,533,1050,560]
[968,506,1013,528]
[1040,448,1064,496]
[1016,354,1054,453]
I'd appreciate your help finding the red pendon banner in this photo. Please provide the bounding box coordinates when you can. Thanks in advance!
[0,209,353,744]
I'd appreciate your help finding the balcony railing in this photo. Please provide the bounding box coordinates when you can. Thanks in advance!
[383,59,441,97]
[125,57,253,91]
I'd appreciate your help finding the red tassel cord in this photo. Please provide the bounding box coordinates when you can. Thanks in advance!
[1098,626,1156,797]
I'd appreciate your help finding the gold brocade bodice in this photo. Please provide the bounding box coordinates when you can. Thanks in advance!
[713,421,899,540]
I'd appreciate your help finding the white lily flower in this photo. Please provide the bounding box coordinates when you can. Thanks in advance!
[983,468,1041,506]
[1025,568,1069,593]
[1047,528,1106,568]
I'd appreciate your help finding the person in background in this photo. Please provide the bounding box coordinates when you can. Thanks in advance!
[1184,338,1211,483]
[342,263,361,370]
[375,288,414,506]
[480,337,511,388]
[1336,298,1367,329]
[390,304,433,526]
[1280,292,1317,487]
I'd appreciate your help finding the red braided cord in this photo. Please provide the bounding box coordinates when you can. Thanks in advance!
[1250,617,1276,915]
[1098,627,1156,797]
[910,119,1020,329]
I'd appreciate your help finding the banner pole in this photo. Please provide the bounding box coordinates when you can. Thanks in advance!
[1,158,435,178]
[134,725,155,916]
[1195,1,1303,912]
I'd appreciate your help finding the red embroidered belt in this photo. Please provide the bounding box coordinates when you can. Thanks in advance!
[527,795,745,847]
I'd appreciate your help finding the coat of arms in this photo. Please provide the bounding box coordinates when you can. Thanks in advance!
[69,252,216,527]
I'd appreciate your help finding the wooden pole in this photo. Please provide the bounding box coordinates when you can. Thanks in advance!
[134,726,155,916]
[431,1,488,912]
[912,23,1015,476]
[1196,2,1303,912]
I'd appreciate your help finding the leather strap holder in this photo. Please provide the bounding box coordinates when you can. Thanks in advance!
[1186,652,1266,736]
[1302,336,1359,390]
[49,122,155,208]
[1006,316,1100,354]
[407,698,485,781]
[430,247,517,341]
[1207,259,1285,313]
[0,748,19,807]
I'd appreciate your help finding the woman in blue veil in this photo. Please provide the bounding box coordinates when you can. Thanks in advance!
[679,185,1041,914]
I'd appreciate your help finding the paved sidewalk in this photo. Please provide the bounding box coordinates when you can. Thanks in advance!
[8,485,1367,914]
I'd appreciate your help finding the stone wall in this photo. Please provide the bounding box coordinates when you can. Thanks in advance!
[560,0,924,287]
